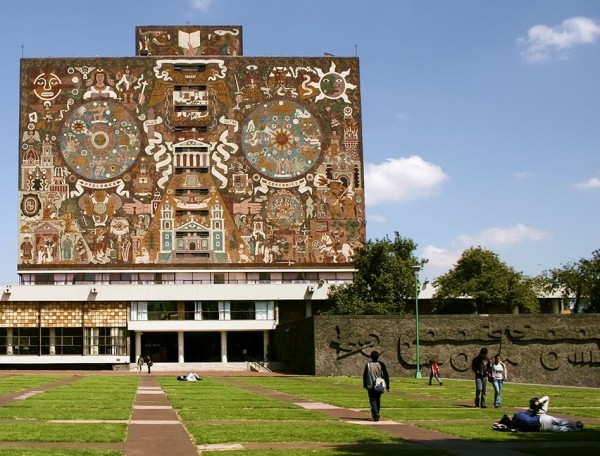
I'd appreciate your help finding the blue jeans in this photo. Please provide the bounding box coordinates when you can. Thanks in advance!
[475,377,487,407]
[492,379,503,406]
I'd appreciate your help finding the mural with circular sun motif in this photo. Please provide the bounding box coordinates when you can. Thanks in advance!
[18,31,364,269]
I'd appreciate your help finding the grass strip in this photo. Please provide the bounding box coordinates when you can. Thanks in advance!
[0,449,120,456]
[0,375,67,395]
[0,423,126,443]
[189,420,398,445]
[202,448,446,456]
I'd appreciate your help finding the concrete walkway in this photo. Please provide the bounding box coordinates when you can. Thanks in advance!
[123,375,198,456]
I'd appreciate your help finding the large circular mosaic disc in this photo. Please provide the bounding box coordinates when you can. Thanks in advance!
[242,100,323,179]
[60,100,141,181]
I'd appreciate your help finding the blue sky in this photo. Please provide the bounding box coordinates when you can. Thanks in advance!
[1,0,599,283]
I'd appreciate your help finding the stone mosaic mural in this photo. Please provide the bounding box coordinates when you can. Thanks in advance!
[19,49,364,269]
[136,26,243,57]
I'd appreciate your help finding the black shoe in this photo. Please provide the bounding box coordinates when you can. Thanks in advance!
[481,405,487,408]
[576,421,584,429]
[374,416,380,422]
[439,382,443,386]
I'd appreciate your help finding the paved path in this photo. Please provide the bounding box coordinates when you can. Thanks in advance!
[123,375,198,456]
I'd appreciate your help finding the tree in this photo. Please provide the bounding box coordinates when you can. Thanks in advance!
[326,232,426,315]
[540,249,600,313]
[433,247,539,314]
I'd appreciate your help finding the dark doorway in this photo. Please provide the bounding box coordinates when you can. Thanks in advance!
[227,332,264,362]
[141,332,178,362]
[184,332,220,362]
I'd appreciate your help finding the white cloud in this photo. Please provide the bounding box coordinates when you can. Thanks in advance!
[514,171,534,179]
[421,245,460,277]
[518,16,600,62]
[421,224,550,279]
[367,213,387,223]
[364,156,448,205]
[573,177,600,189]
[190,0,212,11]
[455,223,550,249]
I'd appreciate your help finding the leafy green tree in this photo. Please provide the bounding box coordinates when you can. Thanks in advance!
[326,232,426,315]
[541,249,600,313]
[433,247,539,314]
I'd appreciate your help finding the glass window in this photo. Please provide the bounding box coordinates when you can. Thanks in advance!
[214,273,225,284]
[255,301,274,320]
[230,301,255,320]
[201,302,219,320]
[219,302,231,320]
[34,328,83,355]
[84,327,126,355]
[147,302,178,320]
[131,302,148,320]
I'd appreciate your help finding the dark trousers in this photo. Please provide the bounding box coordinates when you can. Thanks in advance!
[367,389,382,419]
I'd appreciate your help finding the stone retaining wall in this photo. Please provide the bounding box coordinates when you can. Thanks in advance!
[276,314,600,387]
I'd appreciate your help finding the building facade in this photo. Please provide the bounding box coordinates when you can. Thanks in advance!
[2,25,364,369]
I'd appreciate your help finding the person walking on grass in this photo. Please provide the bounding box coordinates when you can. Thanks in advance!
[471,347,490,408]
[490,354,507,408]
[362,350,390,422]
[428,359,442,385]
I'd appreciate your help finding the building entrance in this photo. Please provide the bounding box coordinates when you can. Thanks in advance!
[141,332,178,362]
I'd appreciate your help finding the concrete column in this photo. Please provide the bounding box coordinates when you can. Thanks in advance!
[551,299,560,314]
[178,331,185,363]
[263,330,269,362]
[305,301,312,318]
[6,328,12,355]
[49,328,56,355]
[135,331,142,358]
[220,331,227,363]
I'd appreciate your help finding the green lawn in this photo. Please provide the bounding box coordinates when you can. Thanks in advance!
[0,373,597,456]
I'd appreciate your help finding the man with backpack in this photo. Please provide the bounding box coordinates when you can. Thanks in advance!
[362,350,390,422]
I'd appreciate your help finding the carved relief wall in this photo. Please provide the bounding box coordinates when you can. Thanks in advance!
[18,54,364,270]
[277,315,600,387]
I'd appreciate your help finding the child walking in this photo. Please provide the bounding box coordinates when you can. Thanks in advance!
[428,359,442,385]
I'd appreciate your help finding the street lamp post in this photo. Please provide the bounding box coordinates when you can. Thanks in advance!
[412,265,422,379]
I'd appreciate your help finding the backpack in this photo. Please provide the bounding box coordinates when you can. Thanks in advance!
[374,377,386,393]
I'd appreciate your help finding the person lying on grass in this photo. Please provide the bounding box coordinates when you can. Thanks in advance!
[493,395,583,432]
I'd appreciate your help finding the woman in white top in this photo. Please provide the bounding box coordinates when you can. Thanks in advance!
[490,354,507,408]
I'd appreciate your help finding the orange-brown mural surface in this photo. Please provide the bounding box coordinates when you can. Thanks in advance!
[19,53,364,269]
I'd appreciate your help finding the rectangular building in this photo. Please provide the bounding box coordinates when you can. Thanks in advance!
[2,25,364,369]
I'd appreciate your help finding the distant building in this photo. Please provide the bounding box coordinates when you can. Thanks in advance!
[2,25,364,369]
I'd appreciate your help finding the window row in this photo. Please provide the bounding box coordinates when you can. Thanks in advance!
[130,301,275,321]
[23,271,352,285]
[0,327,127,355]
